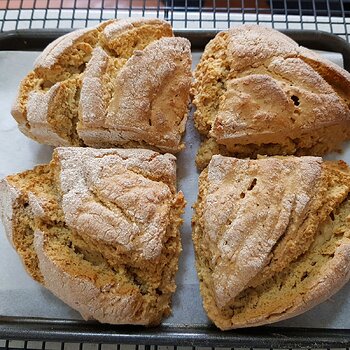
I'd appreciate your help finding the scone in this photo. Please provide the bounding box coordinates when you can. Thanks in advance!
[192,25,350,169]
[192,155,350,329]
[12,18,192,153]
[0,147,185,325]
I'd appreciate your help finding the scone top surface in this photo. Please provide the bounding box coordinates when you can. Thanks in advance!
[0,147,185,325]
[12,18,192,153]
[56,147,178,260]
[193,155,350,329]
[193,25,350,166]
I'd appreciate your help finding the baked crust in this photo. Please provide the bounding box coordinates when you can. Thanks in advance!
[192,155,350,329]
[0,147,185,325]
[0,178,19,245]
[12,18,191,153]
[78,37,191,152]
[193,25,350,168]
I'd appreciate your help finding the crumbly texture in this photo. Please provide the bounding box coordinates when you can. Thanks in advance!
[12,18,192,153]
[192,25,350,169]
[0,147,185,326]
[192,155,350,329]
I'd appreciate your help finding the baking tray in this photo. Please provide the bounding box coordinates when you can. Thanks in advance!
[0,28,350,348]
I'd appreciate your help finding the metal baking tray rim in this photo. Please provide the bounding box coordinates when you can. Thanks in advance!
[0,28,350,72]
[1,315,350,347]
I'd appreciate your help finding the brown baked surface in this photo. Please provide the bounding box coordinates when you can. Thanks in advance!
[192,25,350,169]
[0,147,185,325]
[12,18,192,153]
[192,155,350,329]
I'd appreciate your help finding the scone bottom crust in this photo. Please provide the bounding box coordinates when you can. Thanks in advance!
[12,18,192,154]
[0,147,185,326]
[193,25,350,169]
[192,155,350,330]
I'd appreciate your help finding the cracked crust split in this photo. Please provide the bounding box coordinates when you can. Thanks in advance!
[12,18,192,153]
[192,155,350,329]
[192,25,350,169]
[0,147,185,325]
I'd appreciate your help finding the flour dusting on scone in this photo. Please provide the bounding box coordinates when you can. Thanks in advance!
[192,155,350,329]
[192,25,350,169]
[0,147,185,325]
[12,19,192,153]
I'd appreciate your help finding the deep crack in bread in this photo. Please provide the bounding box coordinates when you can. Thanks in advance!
[12,18,192,153]
[0,147,185,325]
[192,155,350,329]
[192,25,350,169]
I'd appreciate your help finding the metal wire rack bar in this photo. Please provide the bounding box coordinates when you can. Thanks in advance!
[0,0,349,40]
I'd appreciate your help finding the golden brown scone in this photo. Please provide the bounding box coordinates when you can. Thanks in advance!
[192,25,350,169]
[192,155,350,330]
[12,18,192,153]
[0,147,185,326]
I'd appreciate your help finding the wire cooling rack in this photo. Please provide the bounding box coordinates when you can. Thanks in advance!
[0,0,349,40]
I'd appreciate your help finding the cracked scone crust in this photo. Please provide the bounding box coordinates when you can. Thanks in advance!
[12,18,192,153]
[0,147,185,325]
[192,25,350,169]
[192,155,350,329]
